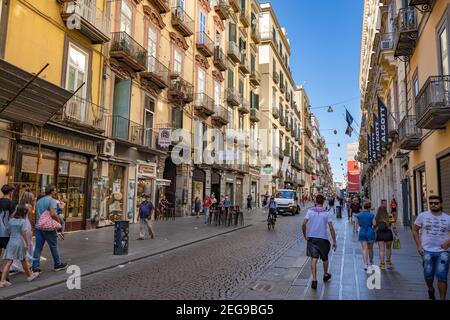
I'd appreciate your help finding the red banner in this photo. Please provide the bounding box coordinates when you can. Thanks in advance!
[347,161,361,192]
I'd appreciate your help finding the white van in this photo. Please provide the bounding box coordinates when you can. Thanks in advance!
[275,189,300,216]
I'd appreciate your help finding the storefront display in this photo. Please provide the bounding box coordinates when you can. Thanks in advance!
[107,164,125,223]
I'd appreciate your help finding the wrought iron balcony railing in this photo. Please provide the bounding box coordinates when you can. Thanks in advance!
[214,0,230,20]
[110,31,147,72]
[213,46,227,71]
[228,41,241,63]
[60,1,110,44]
[394,7,418,57]
[196,32,214,57]
[226,88,242,107]
[171,6,194,37]
[168,73,194,106]
[398,115,422,150]
[110,115,144,145]
[415,75,450,129]
[211,104,229,126]
[194,93,215,117]
[140,55,169,89]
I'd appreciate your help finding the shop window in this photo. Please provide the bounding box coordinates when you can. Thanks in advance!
[414,167,427,214]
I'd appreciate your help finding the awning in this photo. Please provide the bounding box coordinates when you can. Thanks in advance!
[0,59,74,127]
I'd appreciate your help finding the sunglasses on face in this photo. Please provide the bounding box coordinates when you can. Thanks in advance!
[429,202,441,205]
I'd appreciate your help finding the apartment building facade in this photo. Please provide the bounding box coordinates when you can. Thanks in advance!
[359,0,450,224]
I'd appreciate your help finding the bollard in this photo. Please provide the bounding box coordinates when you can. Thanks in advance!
[113,220,129,255]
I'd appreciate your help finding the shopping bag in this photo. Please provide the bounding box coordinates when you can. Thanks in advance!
[393,238,401,250]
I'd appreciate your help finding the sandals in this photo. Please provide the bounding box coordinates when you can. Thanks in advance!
[323,273,332,282]
[311,280,318,290]
[428,287,436,300]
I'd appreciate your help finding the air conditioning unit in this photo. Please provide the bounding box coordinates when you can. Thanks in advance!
[99,139,115,157]
[381,39,393,51]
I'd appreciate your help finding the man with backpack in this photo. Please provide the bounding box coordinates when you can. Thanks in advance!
[138,195,155,240]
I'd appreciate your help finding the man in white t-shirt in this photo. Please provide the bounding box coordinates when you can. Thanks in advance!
[302,195,337,290]
[412,195,450,300]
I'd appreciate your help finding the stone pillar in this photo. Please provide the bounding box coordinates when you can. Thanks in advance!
[205,168,212,198]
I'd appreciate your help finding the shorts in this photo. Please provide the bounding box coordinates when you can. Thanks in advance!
[423,251,449,282]
[307,238,331,262]
[359,228,375,243]
[0,237,9,249]
[376,229,394,242]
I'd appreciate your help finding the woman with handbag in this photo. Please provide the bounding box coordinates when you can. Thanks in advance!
[375,206,395,270]
[31,185,67,274]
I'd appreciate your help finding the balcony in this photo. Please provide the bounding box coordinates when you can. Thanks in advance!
[238,98,250,114]
[286,91,291,102]
[279,115,285,126]
[149,0,170,13]
[168,74,194,106]
[239,55,251,74]
[110,32,147,72]
[226,88,241,107]
[214,0,230,20]
[272,106,279,119]
[140,56,169,89]
[415,76,450,129]
[229,0,241,12]
[394,8,418,57]
[379,32,395,54]
[110,115,144,146]
[194,93,215,117]
[304,144,313,157]
[171,6,194,37]
[278,148,284,160]
[250,108,260,123]
[273,72,280,84]
[60,1,110,44]
[240,10,250,28]
[213,47,227,71]
[196,32,214,57]
[250,69,261,86]
[251,25,261,44]
[409,0,433,12]
[304,124,312,138]
[228,41,241,64]
[280,82,286,94]
[53,96,106,133]
[212,105,229,126]
[398,115,422,150]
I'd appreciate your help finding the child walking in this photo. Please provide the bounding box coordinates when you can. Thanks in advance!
[0,205,39,287]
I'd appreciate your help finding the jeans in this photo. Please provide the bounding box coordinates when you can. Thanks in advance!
[32,229,62,271]
[204,207,210,224]
[423,251,450,282]
[139,218,154,239]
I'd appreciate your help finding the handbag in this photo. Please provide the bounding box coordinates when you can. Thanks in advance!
[393,238,401,250]
[37,210,62,232]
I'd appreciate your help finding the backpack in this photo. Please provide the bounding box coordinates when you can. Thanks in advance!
[0,208,10,238]
[139,202,153,219]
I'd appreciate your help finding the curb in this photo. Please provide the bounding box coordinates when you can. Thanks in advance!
[5,223,253,300]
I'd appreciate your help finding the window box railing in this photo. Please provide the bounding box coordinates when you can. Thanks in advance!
[250,69,261,86]
[194,93,215,117]
[226,88,242,107]
[228,41,241,63]
[394,7,418,57]
[212,104,229,126]
[110,115,144,145]
[239,54,251,74]
[110,31,147,72]
[415,75,450,129]
[168,73,194,106]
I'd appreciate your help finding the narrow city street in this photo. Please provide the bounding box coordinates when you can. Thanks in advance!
[9,205,426,300]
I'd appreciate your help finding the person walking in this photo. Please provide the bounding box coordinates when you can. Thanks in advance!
[203,195,212,224]
[412,195,450,300]
[349,197,362,233]
[375,205,394,270]
[194,197,202,219]
[246,194,252,211]
[10,191,35,274]
[302,195,337,290]
[0,185,15,260]
[210,193,217,209]
[357,201,376,271]
[0,205,39,287]
[137,195,155,240]
[32,185,67,274]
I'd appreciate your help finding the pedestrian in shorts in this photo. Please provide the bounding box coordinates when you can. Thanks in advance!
[302,195,337,290]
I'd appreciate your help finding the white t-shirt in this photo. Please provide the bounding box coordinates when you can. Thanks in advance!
[306,207,332,240]
[414,211,450,252]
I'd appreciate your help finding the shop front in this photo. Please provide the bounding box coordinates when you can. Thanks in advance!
[225,174,235,204]
[14,124,100,231]
[137,161,157,207]
[192,168,206,213]
[211,170,221,201]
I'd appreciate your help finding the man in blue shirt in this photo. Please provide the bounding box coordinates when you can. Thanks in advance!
[138,195,155,240]
[32,185,67,273]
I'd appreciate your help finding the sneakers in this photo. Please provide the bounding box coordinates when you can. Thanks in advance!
[428,287,436,300]
[54,263,68,272]
[364,264,369,271]
[311,280,318,290]
[386,261,394,270]
[27,272,39,282]
[323,273,332,282]
[380,263,385,270]
[0,281,11,288]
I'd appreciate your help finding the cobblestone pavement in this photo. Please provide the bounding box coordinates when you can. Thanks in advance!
[17,208,309,300]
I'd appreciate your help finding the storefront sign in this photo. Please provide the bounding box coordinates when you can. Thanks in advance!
[158,129,172,148]
[138,163,157,178]
[155,179,171,187]
[22,124,97,154]
[263,165,273,174]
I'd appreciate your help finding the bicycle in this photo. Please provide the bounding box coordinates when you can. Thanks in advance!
[267,209,276,230]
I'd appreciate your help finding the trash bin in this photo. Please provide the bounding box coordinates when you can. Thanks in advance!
[114,220,129,255]
[336,206,342,219]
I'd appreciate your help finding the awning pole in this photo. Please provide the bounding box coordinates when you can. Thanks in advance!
[34,126,43,224]
[0,63,49,114]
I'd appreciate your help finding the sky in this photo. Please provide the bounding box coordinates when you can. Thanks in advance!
[268,0,364,183]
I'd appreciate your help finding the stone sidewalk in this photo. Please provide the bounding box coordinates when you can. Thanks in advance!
[237,206,429,300]
[0,208,266,300]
